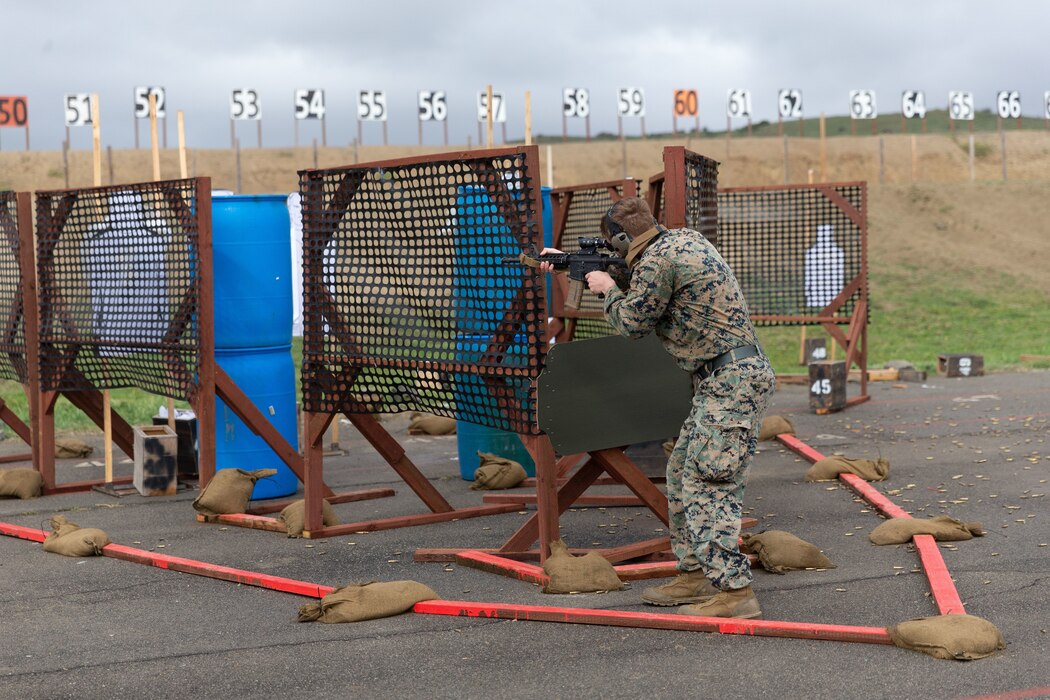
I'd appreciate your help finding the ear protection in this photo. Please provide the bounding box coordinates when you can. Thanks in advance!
[602,207,631,255]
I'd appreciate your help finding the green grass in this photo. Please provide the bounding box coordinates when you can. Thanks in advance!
[756,266,1050,375]
[2,266,1048,435]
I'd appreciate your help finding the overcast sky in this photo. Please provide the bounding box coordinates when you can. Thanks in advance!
[1,0,1046,152]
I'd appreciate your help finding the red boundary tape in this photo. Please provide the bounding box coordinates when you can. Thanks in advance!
[776,432,966,615]
[0,521,334,599]
[413,600,893,645]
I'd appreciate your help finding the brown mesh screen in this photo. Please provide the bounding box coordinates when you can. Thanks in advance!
[35,179,204,398]
[684,151,720,246]
[0,192,27,383]
[299,148,545,434]
[717,183,866,324]
[551,182,637,340]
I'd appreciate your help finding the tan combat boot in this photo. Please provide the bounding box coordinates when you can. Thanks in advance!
[678,585,762,619]
[641,571,719,606]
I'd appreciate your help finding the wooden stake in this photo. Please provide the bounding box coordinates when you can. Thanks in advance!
[486,84,494,148]
[798,327,807,365]
[818,112,827,181]
[149,94,161,181]
[167,109,190,430]
[92,94,113,484]
[911,135,918,181]
[524,91,532,146]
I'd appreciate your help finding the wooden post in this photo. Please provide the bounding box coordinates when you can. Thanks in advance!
[107,145,114,185]
[819,112,827,181]
[782,133,789,184]
[170,108,189,430]
[969,134,975,182]
[911,135,918,181]
[92,94,114,485]
[798,327,807,365]
[878,137,885,184]
[524,91,532,146]
[1000,129,1008,181]
[486,84,494,148]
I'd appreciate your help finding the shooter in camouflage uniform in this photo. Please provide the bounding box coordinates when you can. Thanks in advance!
[543,196,775,618]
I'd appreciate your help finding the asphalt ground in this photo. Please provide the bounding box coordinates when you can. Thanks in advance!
[1,370,1048,700]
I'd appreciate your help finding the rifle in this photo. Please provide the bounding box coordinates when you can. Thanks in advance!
[503,236,627,310]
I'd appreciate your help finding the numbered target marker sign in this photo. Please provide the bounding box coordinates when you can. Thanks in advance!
[778,88,803,118]
[562,88,590,118]
[1044,92,1050,120]
[294,89,325,120]
[996,90,1021,119]
[231,89,261,120]
[358,90,387,121]
[674,89,698,118]
[617,87,645,117]
[0,96,28,128]
[727,89,751,118]
[477,91,506,123]
[64,93,93,126]
[418,90,447,121]
[849,90,877,119]
[901,90,926,119]
[948,91,975,120]
[133,86,166,119]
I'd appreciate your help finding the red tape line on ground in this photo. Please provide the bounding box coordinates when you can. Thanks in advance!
[776,432,966,615]
[413,599,893,645]
[0,521,334,599]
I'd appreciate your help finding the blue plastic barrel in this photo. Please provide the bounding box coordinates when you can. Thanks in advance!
[211,194,293,349]
[215,345,299,499]
[454,334,535,480]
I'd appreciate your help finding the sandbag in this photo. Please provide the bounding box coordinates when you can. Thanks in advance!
[41,515,110,557]
[542,540,624,594]
[55,438,94,459]
[407,413,456,436]
[741,530,835,574]
[278,499,340,537]
[297,580,438,623]
[192,468,278,516]
[759,415,795,441]
[0,468,44,499]
[662,439,676,457]
[470,451,527,490]
[889,614,1005,660]
[806,456,889,482]
[870,516,984,545]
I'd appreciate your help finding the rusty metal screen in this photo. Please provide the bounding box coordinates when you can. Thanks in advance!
[35,179,204,397]
[0,192,27,383]
[683,151,720,245]
[299,147,545,434]
[549,180,638,340]
[717,183,866,324]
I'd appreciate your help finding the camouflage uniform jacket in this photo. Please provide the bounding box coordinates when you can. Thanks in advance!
[602,227,771,423]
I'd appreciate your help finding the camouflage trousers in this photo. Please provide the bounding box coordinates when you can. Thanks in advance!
[666,358,775,590]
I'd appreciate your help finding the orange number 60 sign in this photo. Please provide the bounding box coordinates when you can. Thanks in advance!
[673,89,697,117]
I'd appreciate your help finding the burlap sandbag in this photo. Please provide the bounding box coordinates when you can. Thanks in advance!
[41,515,110,557]
[759,415,795,441]
[297,580,438,623]
[0,468,44,499]
[806,456,890,482]
[870,516,984,545]
[55,438,93,459]
[192,468,278,516]
[741,530,836,574]
[470,451,527,490]
[889,614,1005,660]
[278,499,340,537]
[662,439,676,457]
[407,413,456,436]
[542,540,624,594]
